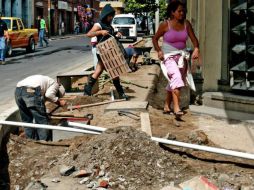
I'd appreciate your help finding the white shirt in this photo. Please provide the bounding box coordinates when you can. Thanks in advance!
[17,75,60,102]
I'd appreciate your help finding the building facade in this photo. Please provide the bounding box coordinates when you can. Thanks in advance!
[34,0,79,35]
[187,0,254,94]
[0,0,34,28]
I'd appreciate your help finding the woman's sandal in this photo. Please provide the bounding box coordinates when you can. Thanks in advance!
[174,111,184,118]
[163,110,174,115]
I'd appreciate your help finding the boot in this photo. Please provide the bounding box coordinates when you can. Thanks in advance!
[84,76,97,96]
[113,78,129,100]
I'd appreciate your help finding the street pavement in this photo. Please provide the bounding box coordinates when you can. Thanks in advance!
[0,35,93,114]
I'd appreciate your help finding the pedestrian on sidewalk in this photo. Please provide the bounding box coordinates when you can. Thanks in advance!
[74,21,80,35]
[38,16,49,47]
[15,75,66,141]
[0,13,9,65]
[61,21,65,36]
[85,4,128,100]
[153,1,200,118]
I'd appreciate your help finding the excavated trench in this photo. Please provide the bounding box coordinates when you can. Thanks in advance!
[1,68,254,190]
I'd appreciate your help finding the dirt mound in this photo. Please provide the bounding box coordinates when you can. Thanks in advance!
[70,96,108,106]
[59,126,192,190]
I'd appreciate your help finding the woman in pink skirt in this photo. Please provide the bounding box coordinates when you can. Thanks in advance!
[153,1,199,118]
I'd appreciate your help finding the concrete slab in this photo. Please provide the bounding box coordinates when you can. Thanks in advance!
[190,105,254,123]
[190,105,254,153]
[105,101,149,112]
[53,130,85,141]
[140,112,152,136]
[203,92,254,113]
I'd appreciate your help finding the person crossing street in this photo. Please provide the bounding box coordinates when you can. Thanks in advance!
[38,15,49,48]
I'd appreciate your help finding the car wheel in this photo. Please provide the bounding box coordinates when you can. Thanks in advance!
[6,42,12,57]
[26,38,35,53]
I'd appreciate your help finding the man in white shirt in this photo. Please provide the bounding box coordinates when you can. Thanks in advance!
[15,75,66,141]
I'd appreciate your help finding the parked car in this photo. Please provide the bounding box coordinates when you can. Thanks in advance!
[2,17,39,56]
[112,14,137,42]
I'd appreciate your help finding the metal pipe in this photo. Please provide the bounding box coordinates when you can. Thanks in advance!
[2,120,254,160]
[151,137,254,160]
[67,122,106,132]
[0,121,100,135]
[64,122,254,160]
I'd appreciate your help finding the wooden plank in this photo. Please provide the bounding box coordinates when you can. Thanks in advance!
[68,99,126,110]
[140,112,152,136]
[105,101,149,112]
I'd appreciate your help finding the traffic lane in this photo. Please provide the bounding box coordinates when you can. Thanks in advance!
[0,41,93,109]
[6,35,88,59]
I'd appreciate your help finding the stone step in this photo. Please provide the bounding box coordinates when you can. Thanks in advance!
[203,92,254,114]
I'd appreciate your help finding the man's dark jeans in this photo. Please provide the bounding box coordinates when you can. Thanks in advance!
[15,86,51,141]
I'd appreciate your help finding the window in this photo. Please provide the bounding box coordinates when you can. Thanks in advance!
[229,0,254,91]
[12,20,18,31]
[2,19,10,29]
[18,20,24,30]
[113,17,135,25]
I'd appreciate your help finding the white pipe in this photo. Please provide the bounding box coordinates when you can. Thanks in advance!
[0,121,101,135]
[67,121,106,132]
[152,137,254,160]
[64,122,254,160]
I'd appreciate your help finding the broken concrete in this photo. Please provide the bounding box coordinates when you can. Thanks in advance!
[105,101,149,112]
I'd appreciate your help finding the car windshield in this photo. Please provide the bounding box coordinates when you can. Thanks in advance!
[2,19,10,29]
[113,17,135,25]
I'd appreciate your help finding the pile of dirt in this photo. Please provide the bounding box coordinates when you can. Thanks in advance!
[7,126,254,190]
[70,96,109,106]
[59,126,194,189]
[53,126,254,190]
[7,135,69,189]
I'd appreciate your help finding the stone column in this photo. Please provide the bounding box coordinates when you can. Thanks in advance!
[12,0,22,18]
[202,0,223,91]
[0,0,2,14]
[28,0,35,28]
[4,0,11,16]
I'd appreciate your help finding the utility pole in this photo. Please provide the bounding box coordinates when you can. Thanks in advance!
[155,0,159,32]
[48,0,51,38]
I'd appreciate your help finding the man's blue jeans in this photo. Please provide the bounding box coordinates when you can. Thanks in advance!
[0,37,6,61]
[15,86,51,141]
[39,29,48,47]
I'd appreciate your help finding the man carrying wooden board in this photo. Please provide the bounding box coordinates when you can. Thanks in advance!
[15,75,66,141]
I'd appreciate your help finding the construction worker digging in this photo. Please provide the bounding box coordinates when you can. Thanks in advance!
[15,75,66,141]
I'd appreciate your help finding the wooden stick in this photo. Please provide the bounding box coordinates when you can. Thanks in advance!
[120,79,148,89]
[67,99,126,110]
[34,141,70,147]
[100,78,112,89]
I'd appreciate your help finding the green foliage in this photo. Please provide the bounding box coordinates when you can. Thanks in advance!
[159,0,168,20]
[125,0,158,14]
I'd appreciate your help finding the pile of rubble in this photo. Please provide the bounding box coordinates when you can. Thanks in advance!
[57,126,191,189]
[9,126,254,190]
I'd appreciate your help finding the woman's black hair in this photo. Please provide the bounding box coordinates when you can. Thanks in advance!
[166,1,186,18]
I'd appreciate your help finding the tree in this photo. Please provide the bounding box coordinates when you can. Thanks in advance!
[159,0,168,21]
[125,0,158,15]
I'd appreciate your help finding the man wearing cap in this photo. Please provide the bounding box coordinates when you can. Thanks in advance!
[15,75,66,141]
